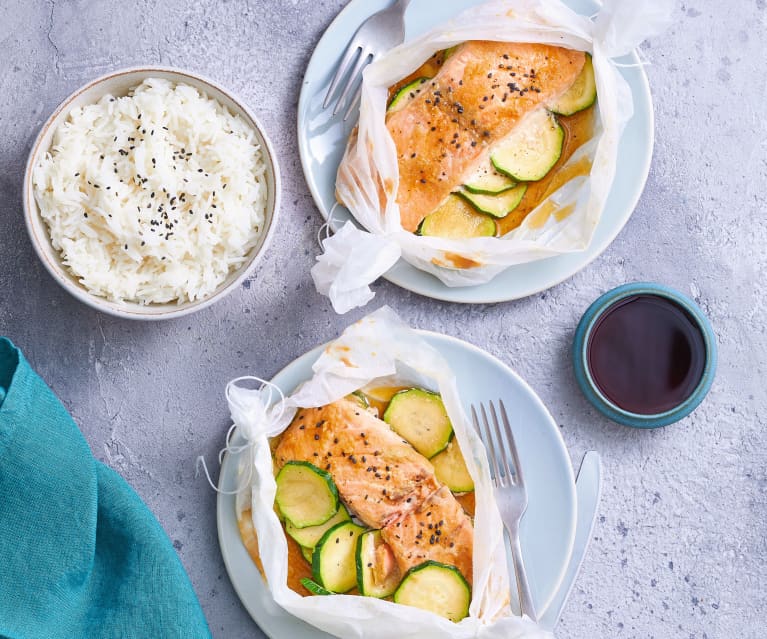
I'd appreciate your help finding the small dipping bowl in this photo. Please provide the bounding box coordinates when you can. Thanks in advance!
[573,282,717,428]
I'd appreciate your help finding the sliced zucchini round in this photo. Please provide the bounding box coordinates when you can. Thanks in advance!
[286,505,351,549]
[463,164,517,195]
[549,54,596,116]
[356,530,401,598]
[393,561,471,622]
[383,389,453,459]
[312,521,367,593]
[491,109,564,182]
[300,577,333,596]
[418,195,496,239]
[443,45,459,60]
[431,440,474,493]
[275,461,339,529]
[301,545,314,564]
[347,391,370,409]
[457,184,527,219]
[273,500,285,522]
[388,77,430,113]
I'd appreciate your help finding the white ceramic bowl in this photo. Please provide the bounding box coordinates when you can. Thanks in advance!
[23,66,281,320]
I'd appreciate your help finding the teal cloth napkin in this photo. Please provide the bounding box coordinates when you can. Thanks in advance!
[0,338,212,639]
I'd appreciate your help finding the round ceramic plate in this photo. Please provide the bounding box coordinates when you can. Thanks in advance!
[297,0,654,304]
[217,331,576,637]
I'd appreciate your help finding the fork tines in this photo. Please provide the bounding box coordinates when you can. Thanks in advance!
[323,44,373,119]
[472,399,524,488]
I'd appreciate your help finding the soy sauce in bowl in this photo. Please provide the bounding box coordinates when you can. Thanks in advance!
[573,283,717,428]
[586,295,706,415]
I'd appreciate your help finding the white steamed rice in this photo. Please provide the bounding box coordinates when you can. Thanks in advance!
[33,78,268,305]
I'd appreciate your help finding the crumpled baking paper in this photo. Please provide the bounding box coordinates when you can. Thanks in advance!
[311,0,672,313]
[230,306,554,639]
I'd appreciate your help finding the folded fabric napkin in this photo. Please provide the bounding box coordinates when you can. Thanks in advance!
[0,338,211,639]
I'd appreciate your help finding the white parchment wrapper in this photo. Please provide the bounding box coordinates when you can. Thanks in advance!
[231,307,552,639]
[312,0,672,313]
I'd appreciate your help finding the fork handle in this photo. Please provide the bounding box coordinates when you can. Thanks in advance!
[509,529,537,621]
[394,0,412,9]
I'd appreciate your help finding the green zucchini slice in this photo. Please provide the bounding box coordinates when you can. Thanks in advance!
[491,109,564,182]
[431,440,474,493]
[418,195,496,239]
[388,77,430,113]
[300,578,333,596]
[457,184,528,219]
[312,521,367,593]
[548,54,597,116]
[442,45,459,61]
[393,561,471,622]
[347,391,370,409]
[301,545,314,564]
[274,500,285,522]
[275,461,339,529]
[356,530,401,598]
[383,389,453,459]
[286,505,351,549]
[463,164,517,195]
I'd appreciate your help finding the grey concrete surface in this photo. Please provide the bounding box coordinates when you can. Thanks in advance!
[1,1,765,638]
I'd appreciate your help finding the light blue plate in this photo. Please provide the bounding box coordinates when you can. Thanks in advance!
[217,331,576,637]
[297,0,654,304]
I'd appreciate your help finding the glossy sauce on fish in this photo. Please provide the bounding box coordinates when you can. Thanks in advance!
[386,41,586,232]
[240,388,477,597]
[389,43,594,236]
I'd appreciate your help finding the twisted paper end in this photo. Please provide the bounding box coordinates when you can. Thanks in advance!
[196,376,287,495]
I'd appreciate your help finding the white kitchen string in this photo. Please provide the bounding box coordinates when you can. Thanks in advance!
[316,202,342,249]
[196,376,287,495]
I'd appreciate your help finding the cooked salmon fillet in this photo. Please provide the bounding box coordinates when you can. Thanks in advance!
[274,399,440,528]
[381,485,474,584]
[274,398,474,583]
[387,41,586,232]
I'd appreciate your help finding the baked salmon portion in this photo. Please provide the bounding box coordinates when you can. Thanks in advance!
[274,398,440,528]
[381,485,474,584]
[387,41,586,232]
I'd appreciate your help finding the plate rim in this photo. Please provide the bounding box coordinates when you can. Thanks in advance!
[296,0,655,304]
[216,329,577,637]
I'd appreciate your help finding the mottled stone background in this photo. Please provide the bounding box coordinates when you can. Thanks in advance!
[0,1,765,638]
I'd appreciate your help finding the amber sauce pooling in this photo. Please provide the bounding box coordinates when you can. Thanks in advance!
[496,105,594,235]
[388,46,596,237]
[240,385,475,596]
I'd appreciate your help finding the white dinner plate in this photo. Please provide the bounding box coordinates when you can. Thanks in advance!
[217,331,576,637]
[297,0,654,304]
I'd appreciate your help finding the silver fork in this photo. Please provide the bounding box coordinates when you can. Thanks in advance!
[472,399,537,621]
[323,0,411,120]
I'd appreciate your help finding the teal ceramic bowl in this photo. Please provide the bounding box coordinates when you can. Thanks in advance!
[573,283,717,428]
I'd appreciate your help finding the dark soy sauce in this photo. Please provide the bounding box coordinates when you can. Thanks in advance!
[587,295,706,415]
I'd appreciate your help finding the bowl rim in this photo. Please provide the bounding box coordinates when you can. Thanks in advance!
[572,282,718,428]
[23,65,281,321]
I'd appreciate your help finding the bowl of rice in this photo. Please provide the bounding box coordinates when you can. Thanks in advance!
[24,67,280,320]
